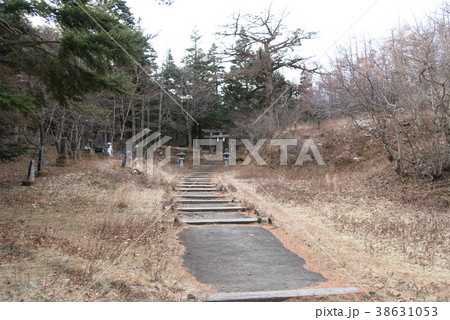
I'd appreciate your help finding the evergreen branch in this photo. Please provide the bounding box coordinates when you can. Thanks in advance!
[2,40,61,47]
[0,17,23,35]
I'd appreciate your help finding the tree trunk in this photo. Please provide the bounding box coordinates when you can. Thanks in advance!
[76,124,83,159]
[141,98,145,130]
[112,100,116,144]
[445,100,450,170]
[158,85,163,134]
[56,137,69,166]
[38,146,45,172]
[55,113,66,156]
[187,120,193,149]
[393,121,403,175]
[71,123,80,160]
[131,104,136,138]
[263,42,275,134]
[379,118,394,162]
[38,124,45,172]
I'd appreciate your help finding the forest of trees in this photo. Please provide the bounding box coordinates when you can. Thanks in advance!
[1,0,449,178]
[317,3,450,178]
[0,1,312,157]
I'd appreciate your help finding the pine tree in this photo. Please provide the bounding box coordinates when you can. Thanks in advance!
[0,0,152,160]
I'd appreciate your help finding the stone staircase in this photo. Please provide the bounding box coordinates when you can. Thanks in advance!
[174,167,260,225]
[174,165,359,301]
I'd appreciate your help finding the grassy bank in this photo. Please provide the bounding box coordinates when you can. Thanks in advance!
[0,150,194,301]
[217,118,449,301]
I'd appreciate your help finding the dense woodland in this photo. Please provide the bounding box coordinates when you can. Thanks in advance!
[1,0,449,178]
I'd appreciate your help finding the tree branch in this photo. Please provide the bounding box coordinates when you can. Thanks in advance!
[1,40,61,47]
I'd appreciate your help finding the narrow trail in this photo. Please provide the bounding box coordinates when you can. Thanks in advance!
[173,164,358,302]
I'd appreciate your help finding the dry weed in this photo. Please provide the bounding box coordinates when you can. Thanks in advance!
[220,118,449,301]
[0,153,188,301]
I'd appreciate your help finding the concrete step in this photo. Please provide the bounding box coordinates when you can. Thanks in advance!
[186,175,211,180]
[176,194,225,198]
[192,287,359,302]
[179,217,259,225]
[178,184,216,188]
[177,185,216,188]
[188,172,211,174]
[185,177,212,179]
[177,181,217,186]
[189,171,212,173]
[176,188,218,192]
[180,181,213,184]
[175,199,233,204]
[194,164,219,167]
[186,172,211,175]
[176,206,246,212]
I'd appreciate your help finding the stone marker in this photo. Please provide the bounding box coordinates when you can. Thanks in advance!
[95,130,106,153]
[106,142,113,156]
[83,138,95,158]
[56,137,69,166]
[23,159,35,186]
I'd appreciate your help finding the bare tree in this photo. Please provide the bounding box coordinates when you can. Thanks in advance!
[322,6,449,178]
[219,7,316,133]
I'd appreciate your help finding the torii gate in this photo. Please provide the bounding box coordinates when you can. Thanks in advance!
[202,129,231,154]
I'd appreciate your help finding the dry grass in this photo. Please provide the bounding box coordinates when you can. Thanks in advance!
[232,167,449,269]
[0,150,189,301]
[2,123,447,302]
[217,118,449,301]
